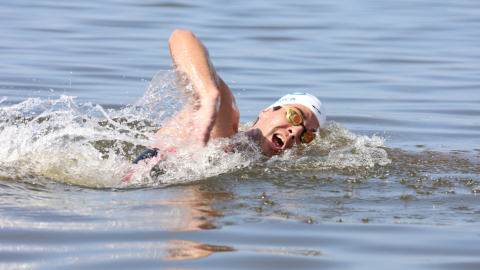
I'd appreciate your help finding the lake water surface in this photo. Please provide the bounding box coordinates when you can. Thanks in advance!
[1,0,480,269]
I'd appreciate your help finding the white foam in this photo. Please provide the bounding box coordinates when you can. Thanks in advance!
[0,71,390,188]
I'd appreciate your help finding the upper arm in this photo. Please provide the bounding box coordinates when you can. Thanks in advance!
[211,75,240,138]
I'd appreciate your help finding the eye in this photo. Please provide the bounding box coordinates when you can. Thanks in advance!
[301,131,315,143]
[288,110,302,125]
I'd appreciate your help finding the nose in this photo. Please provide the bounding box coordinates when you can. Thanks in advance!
[288,125,305,144]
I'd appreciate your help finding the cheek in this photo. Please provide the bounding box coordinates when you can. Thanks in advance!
[266,119,280,129]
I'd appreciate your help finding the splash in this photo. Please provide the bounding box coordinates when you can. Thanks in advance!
[0,71,390,188]
[259,122,391,174]
[0,71,264,187]
[319,122,391,169]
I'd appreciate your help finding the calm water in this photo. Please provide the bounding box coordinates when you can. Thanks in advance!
[1,0,480,269]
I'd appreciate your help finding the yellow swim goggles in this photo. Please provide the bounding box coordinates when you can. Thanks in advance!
[280,105,316,143]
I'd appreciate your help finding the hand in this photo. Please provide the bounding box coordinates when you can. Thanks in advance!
[194,91,219,147]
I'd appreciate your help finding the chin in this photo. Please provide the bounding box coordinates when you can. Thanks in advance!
[260,142,280,156]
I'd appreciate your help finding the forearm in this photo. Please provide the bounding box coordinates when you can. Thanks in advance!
[168,30,219,99]
[161,30,239,144]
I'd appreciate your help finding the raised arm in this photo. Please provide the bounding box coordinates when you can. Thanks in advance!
[165,30,239,145]
[168,30,218,102]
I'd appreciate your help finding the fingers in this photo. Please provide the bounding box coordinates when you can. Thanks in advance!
[195,112,215,146]
[194,96,218,147]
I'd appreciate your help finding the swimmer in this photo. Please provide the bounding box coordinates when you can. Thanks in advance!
[134,30,326,164]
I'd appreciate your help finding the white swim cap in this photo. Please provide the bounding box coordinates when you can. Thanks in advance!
[267,92,326,127]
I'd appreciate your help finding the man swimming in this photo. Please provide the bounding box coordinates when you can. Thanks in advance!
[134,30,325,164]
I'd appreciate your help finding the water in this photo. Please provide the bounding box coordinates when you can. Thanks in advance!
[1,0,480,269]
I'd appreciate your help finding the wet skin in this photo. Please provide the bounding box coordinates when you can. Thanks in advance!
[154,30,320,157]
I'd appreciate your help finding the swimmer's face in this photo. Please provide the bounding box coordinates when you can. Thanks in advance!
[246,104,320,156]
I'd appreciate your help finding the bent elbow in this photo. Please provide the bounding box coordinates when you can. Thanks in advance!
[169,29,194,45]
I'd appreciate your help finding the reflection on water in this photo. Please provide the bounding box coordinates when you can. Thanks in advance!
[0,183,230,268]
[162,240,236,261]
[161,186,229,232]
[0,181,227,232]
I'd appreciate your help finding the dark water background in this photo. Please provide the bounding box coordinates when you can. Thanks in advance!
[1,0,480,269]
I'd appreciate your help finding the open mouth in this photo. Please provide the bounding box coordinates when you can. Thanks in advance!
[272,134,285,150]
